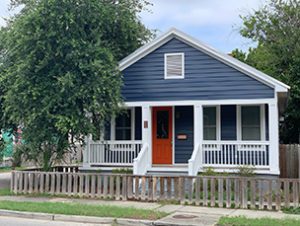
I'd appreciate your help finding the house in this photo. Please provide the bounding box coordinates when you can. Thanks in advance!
[80,28,289,176]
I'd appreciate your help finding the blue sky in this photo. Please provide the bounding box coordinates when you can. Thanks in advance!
[0,0,264,53]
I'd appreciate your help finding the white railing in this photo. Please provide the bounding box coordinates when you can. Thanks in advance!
[188,143,201,176]
[87,140,142,166]
[133,143,149,175]
[202,141,270,167]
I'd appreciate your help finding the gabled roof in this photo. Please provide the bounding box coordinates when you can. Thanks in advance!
[119,28,289,93]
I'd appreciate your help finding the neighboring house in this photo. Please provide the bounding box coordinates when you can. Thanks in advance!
[81,28,289,176]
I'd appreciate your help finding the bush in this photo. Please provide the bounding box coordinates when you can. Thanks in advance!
[237,165,255,177]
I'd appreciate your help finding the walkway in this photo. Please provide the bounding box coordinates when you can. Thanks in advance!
[0,195,300,226]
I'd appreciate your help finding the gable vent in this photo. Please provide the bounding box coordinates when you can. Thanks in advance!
[165,53,184,79]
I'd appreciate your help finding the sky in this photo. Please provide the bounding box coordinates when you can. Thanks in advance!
[0,0,265,53]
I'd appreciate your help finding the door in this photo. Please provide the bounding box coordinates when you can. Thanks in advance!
[152,107,173,164]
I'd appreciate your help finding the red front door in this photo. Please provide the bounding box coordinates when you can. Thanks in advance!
[152,107,172,164]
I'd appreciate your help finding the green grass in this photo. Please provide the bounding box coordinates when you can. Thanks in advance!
[283,207,300,215]
[0,166,26,173]
[217,216,300,226]
[0,200,167,220]
[0,188,12,196]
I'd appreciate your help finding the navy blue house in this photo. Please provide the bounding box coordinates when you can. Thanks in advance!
[82,28,289,176]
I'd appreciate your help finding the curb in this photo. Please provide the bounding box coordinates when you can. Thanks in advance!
[0,209,159,225]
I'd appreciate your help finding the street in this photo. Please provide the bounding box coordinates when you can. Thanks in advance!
[0,216,111,226]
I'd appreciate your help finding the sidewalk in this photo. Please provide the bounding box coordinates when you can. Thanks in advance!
[0,195,300,226]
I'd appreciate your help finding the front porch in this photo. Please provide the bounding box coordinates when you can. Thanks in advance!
[81,99,279,176]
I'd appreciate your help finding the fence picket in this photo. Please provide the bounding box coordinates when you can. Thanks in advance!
[218,178,223,208]
[9,171,300,212]
[226,178,231,208]
[211,178,215,207]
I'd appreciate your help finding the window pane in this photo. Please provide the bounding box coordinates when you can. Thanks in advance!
[204,107,216,126]
[115,109,131,140]
[241,106,261,140]
[204,127,217,140]
[242,106,260,125]
[116,110,131,127]
[242,127,260,140]
[116,129,131,140]
[203,107,217,140]
[156,110,169,139]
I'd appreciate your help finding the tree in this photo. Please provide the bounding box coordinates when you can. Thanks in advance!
[233,0,300,143]
[0,0,153,170]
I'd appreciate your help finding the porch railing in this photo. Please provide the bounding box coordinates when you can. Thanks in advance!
[188,143,201,176]
[133,143,149,175]
[88,140,143,166]
[202,141,270,167]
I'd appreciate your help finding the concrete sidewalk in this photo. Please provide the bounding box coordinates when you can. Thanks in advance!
[0,195,300,226]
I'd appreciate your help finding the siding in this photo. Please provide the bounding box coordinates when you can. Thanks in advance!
[122,38,274,101]
[174,106,194,163]
[221,105,237,140]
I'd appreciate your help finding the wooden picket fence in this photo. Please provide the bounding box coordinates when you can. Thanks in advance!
[11,171,300,210]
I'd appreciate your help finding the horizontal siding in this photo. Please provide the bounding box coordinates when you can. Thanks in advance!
[175,106,194,163]
[122,38,274,101]
[221,105,237,140]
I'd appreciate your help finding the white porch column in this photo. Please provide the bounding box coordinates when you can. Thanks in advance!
[268,101,280,175]
[194,104,203,171]
[142,105,151,167]
[82,134,92,168]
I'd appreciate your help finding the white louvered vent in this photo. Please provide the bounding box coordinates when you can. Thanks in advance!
[164,53,184,79]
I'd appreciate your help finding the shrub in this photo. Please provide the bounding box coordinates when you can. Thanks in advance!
[237,165,255,177]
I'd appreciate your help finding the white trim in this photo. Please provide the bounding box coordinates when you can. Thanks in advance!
[236,105,241,141]
[164,53,185,79]
[172,106,175,164]
[119,28,289,92]
[260,105,266,141]
[216,105,221,140]
[124,98,276,107]
[131,107,135,141]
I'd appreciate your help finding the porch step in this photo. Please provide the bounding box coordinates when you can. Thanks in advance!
[146,171,188,176]
[146,167,188,176]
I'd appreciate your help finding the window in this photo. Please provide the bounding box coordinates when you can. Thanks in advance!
[164,53,184,79]
[203,107,217,140]
[115,110,132,140]
[241,106,261,140]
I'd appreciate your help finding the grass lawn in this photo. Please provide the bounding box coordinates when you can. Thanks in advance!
[218,216,300,226]
[0,200,167,220]
[283,207,300,215]
[0,188,12,196]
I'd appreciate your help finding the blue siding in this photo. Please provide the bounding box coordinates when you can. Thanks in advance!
[175,106,194,163]
[122,38,274,101]
[221,105,237,140]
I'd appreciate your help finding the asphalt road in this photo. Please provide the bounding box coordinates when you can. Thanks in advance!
[0,172,11,189]
[0,216,111,226]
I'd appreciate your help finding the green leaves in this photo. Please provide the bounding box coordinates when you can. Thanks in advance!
[0,0,153,169]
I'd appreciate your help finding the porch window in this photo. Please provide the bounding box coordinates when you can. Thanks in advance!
[203,107,217,140]
[115,110,132,140]
[241,106,261,140]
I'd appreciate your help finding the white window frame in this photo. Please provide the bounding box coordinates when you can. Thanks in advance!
[164,53,185,79]
[203,106,220,141]
[110,108,135,141]
[237,104,265,141]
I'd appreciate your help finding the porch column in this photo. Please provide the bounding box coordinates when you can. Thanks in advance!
[142,105,151,167]
[194,104,203,171]
[268,101,280,175]
[82,134,92,168]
